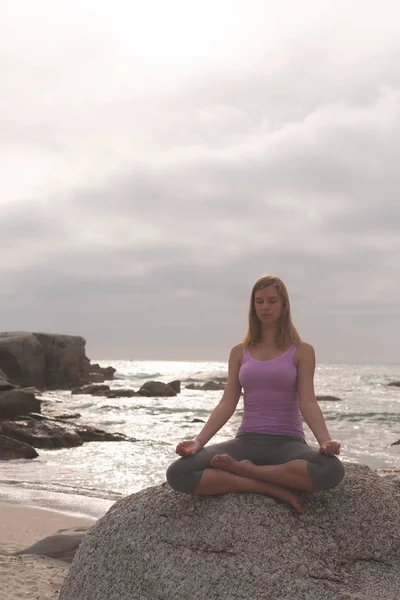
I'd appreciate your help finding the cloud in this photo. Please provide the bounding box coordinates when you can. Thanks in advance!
[1,1,400,361]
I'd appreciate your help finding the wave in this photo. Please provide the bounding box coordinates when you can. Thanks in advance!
[119,372,164,380]
[0,479,124,501]
[325,412,400,423]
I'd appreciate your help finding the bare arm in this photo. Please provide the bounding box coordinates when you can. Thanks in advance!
[176,344,242,456]
[296,343,340,455]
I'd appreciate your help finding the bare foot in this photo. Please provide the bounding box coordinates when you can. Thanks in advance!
[210,454,304,513]
[210,454,254,477]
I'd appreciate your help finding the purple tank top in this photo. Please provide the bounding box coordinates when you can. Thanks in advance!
[237,345,305,439]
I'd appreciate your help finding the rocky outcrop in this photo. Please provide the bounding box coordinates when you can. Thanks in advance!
[0,332,90,389]
[0,367,15,391]
[186,380,226,391]
[388,381,400,387]
[0,390,41,419]
[0,420,83,449]
[0,434,39,460]
[316,395,343,402]
[0,419,135,449]
[71,384,110,395]
[59,464,400,600]
[90,364,116,380]
[138,381,177,397]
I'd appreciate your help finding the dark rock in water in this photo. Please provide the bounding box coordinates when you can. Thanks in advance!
[74,425,136,443]
[168,380,181,394]
[0,434,39,460]
[59,464,400,600]
[0,390,41,419]
[87,372,105,383]
[90,364,116,380]
[138,381,177,397]
[0,331,90,389]
[100,389,137,398]
[15,526,92,563]
[316,395,342,402]
[191,418,205,423]
[71,384,110,395]
[391,439,400,446]
[186,380,225,391]
[0,419,83,449]
[388,381,400,387]
[22,412,82,422]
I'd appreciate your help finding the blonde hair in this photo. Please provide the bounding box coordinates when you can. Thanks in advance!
[243,275,301,349]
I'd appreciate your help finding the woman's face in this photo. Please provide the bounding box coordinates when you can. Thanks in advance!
[254,285,283,324]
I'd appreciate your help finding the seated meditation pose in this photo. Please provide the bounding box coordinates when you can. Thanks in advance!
[166,275,345,512]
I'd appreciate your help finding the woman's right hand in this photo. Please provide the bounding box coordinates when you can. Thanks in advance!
[175,439,202,456]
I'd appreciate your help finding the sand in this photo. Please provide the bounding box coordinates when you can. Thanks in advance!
[0,502,96,600]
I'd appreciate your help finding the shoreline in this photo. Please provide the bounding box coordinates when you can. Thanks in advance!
[0,501,97,600]
[0,501,97,555]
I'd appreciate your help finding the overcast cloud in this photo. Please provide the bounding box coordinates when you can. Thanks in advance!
[1,0,400,362]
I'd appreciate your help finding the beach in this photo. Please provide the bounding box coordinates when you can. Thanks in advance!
[0,502,95,600]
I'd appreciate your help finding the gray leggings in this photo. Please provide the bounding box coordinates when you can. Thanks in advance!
[166,433,345,494]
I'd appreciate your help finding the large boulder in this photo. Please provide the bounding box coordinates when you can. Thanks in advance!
[0,367,15,391]
[59,464,400,600]
[0,434,39,460]
[0,420,83,449]
[0,390,41,419]
[0,332,90,389]
[138,381,177,397]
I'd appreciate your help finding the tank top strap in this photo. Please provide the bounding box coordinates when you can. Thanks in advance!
[242,345,250,362]
[287,344,298,362]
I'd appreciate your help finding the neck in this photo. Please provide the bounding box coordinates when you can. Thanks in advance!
[259,324,279,345]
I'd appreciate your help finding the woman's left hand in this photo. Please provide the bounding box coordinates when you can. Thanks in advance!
[319,439,341,456]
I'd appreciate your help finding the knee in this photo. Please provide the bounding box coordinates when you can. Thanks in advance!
[309,456,345,491]
[166,459,196,494]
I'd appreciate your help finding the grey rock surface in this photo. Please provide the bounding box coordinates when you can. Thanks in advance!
[59,464,400,600]
[0,419,83,449]
[0,434,39,460]
[0,331,89,389]
[0,389,41,419]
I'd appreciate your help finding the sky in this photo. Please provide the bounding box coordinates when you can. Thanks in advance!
[1,0,400,363]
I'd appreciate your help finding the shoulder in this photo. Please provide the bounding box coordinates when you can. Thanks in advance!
[230,343,244,361]
[294,342,315,365]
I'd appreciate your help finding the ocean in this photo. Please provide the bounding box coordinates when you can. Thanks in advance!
[1,359,400,517]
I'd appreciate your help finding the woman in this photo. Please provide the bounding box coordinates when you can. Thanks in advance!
[166,275,344,512]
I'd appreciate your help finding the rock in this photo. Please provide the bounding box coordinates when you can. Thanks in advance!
[87,372,105,383]
[59,464,400,600]
[168,380,181,394]
[0,434,39,460]
[71,384,110,395]
[23,412,82,422]
[316,395,343,402]
[0,390,41,419]
[388,381,400,387]
[191,418,205,423]
[100,389,137,398]
[15,526,91,563]
[0,420,83,449]
[202,380,226,391]
[0,331,90,389]
[0,367,16,391]
[186,380,226,391]
[138,381,177,397]
[73,425,135,443]
[391,440,400,446]
[90,364,116,380]
[376,468,400,486]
